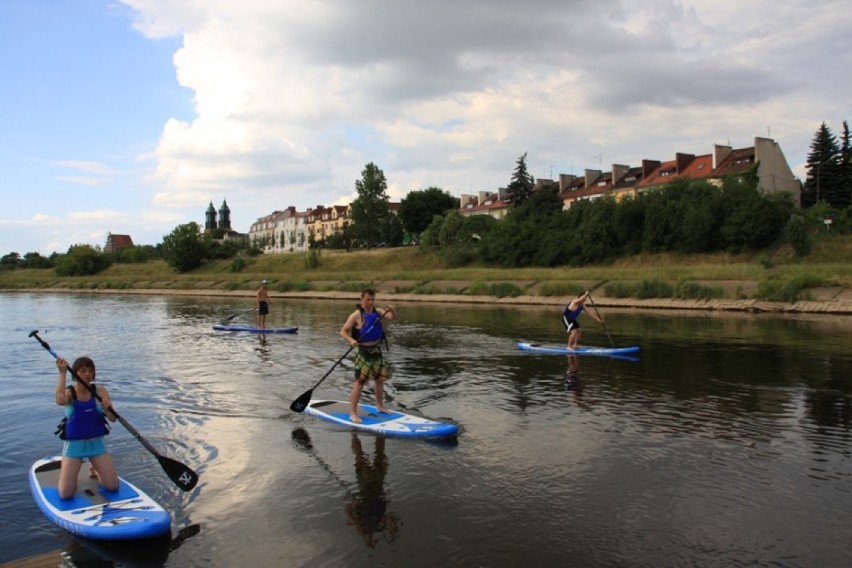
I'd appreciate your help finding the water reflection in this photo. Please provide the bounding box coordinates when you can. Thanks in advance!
[290,428,402,549]
[254,334,270,363]
[60,523,200,567]
[346,432,401,548]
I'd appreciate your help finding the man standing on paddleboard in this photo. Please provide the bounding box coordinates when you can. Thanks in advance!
[256,279,270,329]
[340,289,396,423]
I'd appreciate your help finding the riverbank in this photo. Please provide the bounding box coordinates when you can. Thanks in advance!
[3,240,852,314]
[8,282,852,315]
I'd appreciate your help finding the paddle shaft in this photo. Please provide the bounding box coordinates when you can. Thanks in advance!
[587,294,615,347]
[223,307,256,323]
[29,331,199,491]
[290,306,390,412]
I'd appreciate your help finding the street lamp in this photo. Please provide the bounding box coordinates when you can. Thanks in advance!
[814,158,831,204]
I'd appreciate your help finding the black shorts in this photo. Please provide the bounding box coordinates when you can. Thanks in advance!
[258,301,269,315]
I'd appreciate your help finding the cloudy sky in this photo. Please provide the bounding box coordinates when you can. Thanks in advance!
[2,0,850,256]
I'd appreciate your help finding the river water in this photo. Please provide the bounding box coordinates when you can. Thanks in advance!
[0,292,850,567]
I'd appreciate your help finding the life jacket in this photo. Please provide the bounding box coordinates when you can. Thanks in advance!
[352,305,389,349]
[562,303,584,322]
[55,385,110,440]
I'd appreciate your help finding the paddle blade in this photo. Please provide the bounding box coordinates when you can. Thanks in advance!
[290,390,313,413]
[158,455,199,491]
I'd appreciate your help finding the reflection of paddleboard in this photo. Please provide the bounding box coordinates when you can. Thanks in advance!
[517,342,640,357]
[304,400,459,438]
[29,456,172,541]
[213,324,298,333]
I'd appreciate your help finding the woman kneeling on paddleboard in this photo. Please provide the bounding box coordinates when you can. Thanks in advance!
[54,356,119,499]
[340,289,396,424]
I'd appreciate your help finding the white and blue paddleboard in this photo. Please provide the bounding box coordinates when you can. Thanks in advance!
[304,400,459,439]
[29,456,172,541]
[213,324,298,334]
[517,341,640,357]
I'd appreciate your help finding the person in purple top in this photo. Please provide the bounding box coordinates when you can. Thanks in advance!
[561,291,604,349]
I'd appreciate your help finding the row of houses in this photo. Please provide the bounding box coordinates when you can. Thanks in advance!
[461,137,799,218]
[248,136,800,254]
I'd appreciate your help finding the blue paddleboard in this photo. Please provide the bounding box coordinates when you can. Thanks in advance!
[29,456,172,541]
[213,324,298,333]
[304,400,459,438]
[517,341,640,357]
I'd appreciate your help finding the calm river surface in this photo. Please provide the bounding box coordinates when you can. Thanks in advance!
[0,292,850,567]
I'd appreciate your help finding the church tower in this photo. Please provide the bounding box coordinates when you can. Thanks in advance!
[205,201,217,232]
[218,199,232,231]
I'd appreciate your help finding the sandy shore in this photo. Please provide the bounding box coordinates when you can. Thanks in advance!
[9,284,852,315]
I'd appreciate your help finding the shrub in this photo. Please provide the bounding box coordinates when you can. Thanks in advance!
[539,281,584,297]
[674,281,725,300]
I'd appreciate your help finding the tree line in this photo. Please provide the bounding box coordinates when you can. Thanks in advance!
[3,120,849,276]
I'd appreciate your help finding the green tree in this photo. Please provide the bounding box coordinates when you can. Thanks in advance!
[839,120,852,209]
[1,252,21,270]
[804,122,842,207]
[349,162,393,245]
[161,222,208,272]
[23,251,53,268]
[398,187,459,237]
[54,245,112,276]
[508,152,535,206]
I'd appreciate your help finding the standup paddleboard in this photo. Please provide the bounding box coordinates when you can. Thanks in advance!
[213,324,298,334]
[29,456,171,540]
[517,342,640,357]
[303,400,459,438]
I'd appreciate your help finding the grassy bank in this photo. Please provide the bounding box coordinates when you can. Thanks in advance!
[2,235,851,302]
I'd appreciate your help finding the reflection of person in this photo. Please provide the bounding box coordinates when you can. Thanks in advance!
[564,354,581,391]
[340,289,396,423]
[562,291,603,349]
[54,356,118,499]
[345,433,401,547]
[256,279,270,329]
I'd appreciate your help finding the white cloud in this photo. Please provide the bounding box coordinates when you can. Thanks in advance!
[3,0,837,256]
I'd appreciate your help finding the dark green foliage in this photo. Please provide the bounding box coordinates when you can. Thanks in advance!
[477,170,795,267]
[161,222,208,272]
[54,245,112,276]
[399,187,459,236]
[349,162,394,246]
[803,121,845,208]
[113,245,157,264]
[785,215,813,257]
[1,252,21,270]
[459,214,497,242]
[508,152,535,206]
[23,252,54,268]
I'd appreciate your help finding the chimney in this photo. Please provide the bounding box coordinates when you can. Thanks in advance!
[675,153,695,173]
[642,159,661,178]
[713,144,732,169]
[585,169,602,190]
[559,174,576,192]
[611,164,630,184]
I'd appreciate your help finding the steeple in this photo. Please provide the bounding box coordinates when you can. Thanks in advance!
[205,201,217,231]
[218,199,232,231]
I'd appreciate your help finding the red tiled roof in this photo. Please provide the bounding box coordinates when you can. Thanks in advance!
[712,147,755,176]
[106,234,133,248]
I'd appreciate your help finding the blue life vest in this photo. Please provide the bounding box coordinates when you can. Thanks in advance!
[355,310,385,344]
[56,385,110,440]
[562,304,584,322]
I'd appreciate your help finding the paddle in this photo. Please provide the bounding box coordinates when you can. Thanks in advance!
[29,330,199,492]
[289,306,390,413]
[586,293,615,347]
[221,307,256,324]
